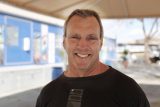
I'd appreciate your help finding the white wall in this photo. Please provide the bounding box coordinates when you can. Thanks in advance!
[0,65,55,98]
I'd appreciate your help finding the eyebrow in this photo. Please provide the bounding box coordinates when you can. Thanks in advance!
[68,33,98,38]
[88,34,96,36]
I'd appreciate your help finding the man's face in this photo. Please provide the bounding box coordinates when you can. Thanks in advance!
[63,15,103,72]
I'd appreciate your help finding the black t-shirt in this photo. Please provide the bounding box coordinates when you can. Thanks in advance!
[36,67,150,107]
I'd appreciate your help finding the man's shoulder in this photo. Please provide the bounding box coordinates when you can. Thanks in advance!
[36,75,65,107]
[108,67,133,81]
[109,67,141,91]
[42,75,64,92]
[110,67,150,107]
[110,67,134,80]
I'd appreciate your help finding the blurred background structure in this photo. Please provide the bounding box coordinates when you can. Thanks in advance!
[1,0,160,19]
[0,1,160,107]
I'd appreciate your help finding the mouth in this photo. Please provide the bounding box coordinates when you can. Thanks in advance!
[75,53,91,58]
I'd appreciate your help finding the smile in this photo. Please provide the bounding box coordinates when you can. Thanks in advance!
[75,53,91,58]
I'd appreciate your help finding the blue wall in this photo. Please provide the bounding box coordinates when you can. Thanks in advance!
[0,14,5,24]
[0,14,63,66]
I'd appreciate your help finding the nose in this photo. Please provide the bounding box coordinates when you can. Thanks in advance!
[77,38,88,49]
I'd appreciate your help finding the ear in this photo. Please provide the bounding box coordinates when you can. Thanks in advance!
[63,38,66,49]
[100,38,103,48]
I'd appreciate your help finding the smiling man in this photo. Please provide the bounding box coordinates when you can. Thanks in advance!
[36,9,150,107]
[63,14,108,77]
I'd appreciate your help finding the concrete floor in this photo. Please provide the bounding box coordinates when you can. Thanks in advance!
[0,88,41,107]
[0,84,160,107]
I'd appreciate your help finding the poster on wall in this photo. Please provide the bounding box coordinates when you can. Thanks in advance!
[48,33,55,64]
[55,34,65,64]
[33,32,41,64]
[41,24,48,63]
[6,25,19,46]
[41,34,48,63]
[0,25,4,64]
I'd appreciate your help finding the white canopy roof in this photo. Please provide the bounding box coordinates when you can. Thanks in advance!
[2,0,160,19]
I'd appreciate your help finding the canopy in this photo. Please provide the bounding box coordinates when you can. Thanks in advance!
[2,0,160,19]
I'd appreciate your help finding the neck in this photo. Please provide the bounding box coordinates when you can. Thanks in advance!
[64,62,109,77]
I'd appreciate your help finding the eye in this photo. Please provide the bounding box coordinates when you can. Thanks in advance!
[87,35,98,41]
[70,35,80,40]
[72,36,79,39]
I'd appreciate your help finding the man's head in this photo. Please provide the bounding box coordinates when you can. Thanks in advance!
[63,9,104,73]
[64,9,103,38]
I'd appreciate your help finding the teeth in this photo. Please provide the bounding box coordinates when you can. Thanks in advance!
[77,54,89,58]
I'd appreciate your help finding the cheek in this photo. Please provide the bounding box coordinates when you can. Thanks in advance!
[65,43,74,53]
[64,40,72,50]
[91,46,101,56]
[93,42,102,50]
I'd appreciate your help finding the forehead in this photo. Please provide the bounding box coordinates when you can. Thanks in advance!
[67,16,100,32]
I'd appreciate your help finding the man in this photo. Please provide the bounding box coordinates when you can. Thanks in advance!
[36,9,150,107]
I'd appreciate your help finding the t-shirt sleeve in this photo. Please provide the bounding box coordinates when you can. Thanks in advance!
[35,91,45,107]
[35,80,57,107]
[138,93,150,107]
[114,70,150,107]
[131,79,150,107]
[35,86,49,107]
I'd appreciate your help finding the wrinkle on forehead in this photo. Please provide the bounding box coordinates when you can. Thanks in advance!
[66,16,100,38]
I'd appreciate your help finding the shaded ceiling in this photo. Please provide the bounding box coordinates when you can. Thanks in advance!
[1,0,160,19]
